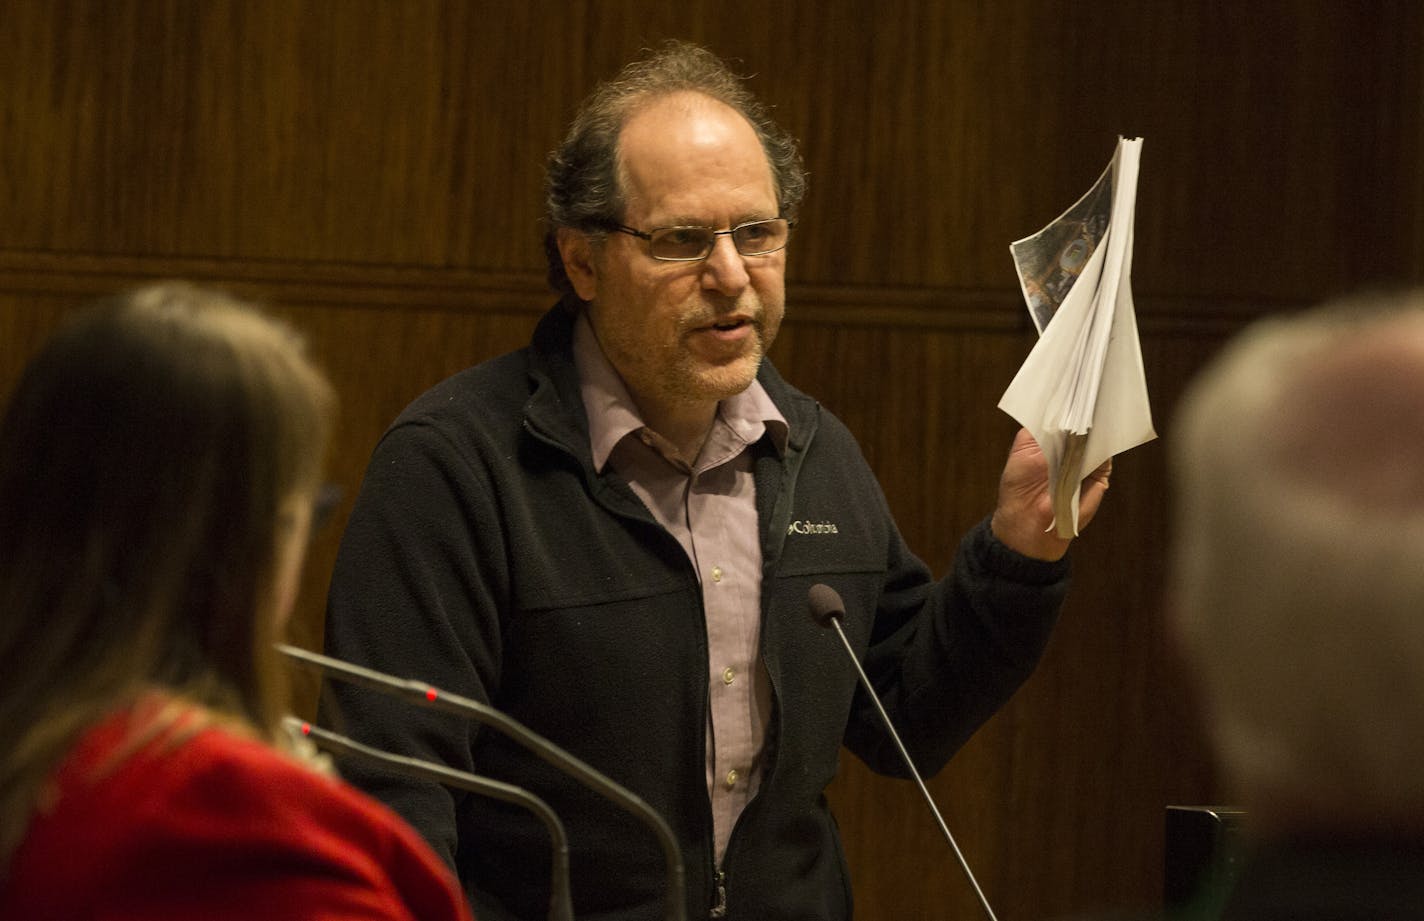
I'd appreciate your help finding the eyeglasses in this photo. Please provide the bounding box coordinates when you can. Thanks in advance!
[609,218,793,262]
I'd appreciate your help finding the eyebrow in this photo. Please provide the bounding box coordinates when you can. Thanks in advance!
[648,213,777,228]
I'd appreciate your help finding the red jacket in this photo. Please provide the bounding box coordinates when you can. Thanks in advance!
[1,698,473,921]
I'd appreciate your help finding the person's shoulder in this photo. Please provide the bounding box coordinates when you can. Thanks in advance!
[36,710,419,864]
[174,728,472,919]
[132,725,471,917]
[173,725,421,845]
[8,712,469,921]
[175,723,350,801]
[395,302,573,432]
[399,347,535,427]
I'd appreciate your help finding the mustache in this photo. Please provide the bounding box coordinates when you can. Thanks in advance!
[683,298,763,329]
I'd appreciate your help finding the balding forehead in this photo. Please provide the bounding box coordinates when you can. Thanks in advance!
[614,90,776,219]
[619,91,764,159]
[1269,317,1424,508]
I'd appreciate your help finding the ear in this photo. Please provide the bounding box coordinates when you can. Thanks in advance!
[557,227,600,302]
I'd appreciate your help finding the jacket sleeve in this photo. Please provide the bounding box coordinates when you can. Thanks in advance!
[321,415,509,868]
[843,514,1070,777]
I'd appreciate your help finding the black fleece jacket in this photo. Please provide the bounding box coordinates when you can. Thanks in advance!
[322,304,1070,921]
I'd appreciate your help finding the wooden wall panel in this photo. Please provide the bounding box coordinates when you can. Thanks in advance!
[6,1,1420,298]
[3,2,1421,919]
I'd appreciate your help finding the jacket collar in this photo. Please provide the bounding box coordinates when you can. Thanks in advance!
[522,301,818,463]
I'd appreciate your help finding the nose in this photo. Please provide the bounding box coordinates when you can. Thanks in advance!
[700,233,751,297]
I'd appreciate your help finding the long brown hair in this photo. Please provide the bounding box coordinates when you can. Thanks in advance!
[0,282,335,867]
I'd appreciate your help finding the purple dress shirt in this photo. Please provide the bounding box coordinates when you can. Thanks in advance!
[573,316,788,863]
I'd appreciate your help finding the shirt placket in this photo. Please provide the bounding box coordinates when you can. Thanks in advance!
[688,460,763,863]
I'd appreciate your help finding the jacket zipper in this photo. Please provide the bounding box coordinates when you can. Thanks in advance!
[709,867,727,918]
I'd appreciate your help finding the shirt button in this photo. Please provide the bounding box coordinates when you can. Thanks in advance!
[725,770,739,789]
[722,667,736,685]
[711,566,723,583]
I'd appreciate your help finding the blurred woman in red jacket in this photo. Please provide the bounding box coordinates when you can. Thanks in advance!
[0,283,472,921]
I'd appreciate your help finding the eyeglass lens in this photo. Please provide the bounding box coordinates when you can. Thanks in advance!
[650,219,789,260]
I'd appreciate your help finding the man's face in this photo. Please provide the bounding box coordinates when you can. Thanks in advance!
[562,92,786,424]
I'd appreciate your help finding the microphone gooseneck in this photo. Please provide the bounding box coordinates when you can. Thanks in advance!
[279,643,688,921]
[283,716,573,921]
[806,584,1000,921]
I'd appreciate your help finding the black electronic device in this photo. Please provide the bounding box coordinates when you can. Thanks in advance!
[1164,805,1246,912]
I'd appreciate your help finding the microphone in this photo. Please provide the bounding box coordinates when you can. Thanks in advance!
[806,584,1000,921]
[283,716,573,921]
[279,643,688,921]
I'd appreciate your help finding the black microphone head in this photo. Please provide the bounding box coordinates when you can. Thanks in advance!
[807,583,846,628]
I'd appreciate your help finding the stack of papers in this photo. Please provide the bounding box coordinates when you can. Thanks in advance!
[998,137,1157,537]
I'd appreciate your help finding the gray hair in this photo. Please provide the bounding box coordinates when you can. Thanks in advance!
[543,40,808,302]
[1169,290,1424,829]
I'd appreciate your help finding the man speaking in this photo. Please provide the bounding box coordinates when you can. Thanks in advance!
[323,40,1110,921]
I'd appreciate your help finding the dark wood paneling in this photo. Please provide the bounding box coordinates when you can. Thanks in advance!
[5,1,1421,296]
[3,2,1421,918]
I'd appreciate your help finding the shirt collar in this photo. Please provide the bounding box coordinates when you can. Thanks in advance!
[572,312,788,473]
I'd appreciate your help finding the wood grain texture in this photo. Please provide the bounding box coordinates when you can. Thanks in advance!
[3,1,1422,918]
